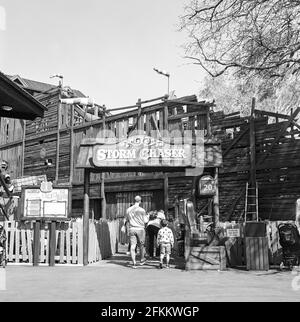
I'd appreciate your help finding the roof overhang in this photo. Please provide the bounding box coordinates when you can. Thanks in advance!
[0,71,47,120]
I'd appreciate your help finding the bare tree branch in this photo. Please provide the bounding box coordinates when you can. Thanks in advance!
[180,0,300,82]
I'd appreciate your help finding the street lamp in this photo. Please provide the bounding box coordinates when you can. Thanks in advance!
[153,67,170,96]
[50,74,64,87]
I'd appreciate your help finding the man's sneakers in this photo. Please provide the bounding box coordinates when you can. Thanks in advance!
[159,263,170,269]
[140,259,147,266]
[132,262,137,269]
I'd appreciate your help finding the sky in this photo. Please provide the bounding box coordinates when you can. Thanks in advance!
[0,0,206,109]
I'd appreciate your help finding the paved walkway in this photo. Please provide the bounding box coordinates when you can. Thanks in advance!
[0,248,299,302]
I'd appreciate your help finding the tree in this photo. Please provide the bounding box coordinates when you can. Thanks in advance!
[180,0,300,81]
[199,71,300,116]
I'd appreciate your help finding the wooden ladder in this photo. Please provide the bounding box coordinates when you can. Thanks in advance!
[244,182,258,222]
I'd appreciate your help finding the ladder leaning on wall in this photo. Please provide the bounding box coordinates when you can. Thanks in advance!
[244,182,258,222]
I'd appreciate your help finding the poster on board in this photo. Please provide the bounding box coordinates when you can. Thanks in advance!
[20,184,71,221]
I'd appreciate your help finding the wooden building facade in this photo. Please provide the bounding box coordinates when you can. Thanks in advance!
[0,78,222,221]
[1,76,300,223]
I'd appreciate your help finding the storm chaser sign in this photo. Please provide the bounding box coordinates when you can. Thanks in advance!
[92,135,193,168]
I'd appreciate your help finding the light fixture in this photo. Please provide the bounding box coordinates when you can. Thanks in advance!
[153,67,170,95]
[1,105,13,111]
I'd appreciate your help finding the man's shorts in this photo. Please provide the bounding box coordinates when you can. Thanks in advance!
[129,228,145,248]
[160,243,171,255]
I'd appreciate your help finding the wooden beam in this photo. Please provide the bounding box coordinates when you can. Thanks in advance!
[49,221,56,266]
[254,109,291,120]
[207,110,212,137]
[33,221,41,266]
[168,110,209,121]
[225,190,244,221]
[101,113,106,219]
[167,99,212,107]
[213,168,220,226]
[249,98,256,187]
[223,127,249,157]
[128,99,142,135]
[150,115,162,139]
[21,120,26,177]
[292,120,300,131]
[257,106,300,165]
[83,169,90,266]
[55,88,61,183]
[164,174,169,217]
[137,99,143,131]
[69,104,74,184]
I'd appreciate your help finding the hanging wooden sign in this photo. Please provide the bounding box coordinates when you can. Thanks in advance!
[198,175,216,196]
[92,135,193,168]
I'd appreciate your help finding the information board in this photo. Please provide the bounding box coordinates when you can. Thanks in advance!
[226,228,241,238]
[21,185,71,220]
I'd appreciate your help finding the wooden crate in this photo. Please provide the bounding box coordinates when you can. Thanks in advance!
[185,246,226,270]
[245,237,269,270]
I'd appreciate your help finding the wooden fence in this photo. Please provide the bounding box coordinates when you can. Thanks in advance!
[1,219,119,265]
[221,221,285,267]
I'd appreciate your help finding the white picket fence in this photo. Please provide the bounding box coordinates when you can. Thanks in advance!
[1,219,120,265]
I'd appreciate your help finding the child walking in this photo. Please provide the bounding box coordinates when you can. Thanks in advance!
[157,219,174,269]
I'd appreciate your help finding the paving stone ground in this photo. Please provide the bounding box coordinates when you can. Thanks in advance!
[0,246,299,302]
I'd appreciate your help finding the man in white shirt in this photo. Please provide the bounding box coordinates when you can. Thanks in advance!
[125,196,149,268]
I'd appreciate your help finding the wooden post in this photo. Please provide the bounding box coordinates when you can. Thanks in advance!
[69,104,74,184]
[291,108,295,140]
[55,88,62,183]
[249,98,257,221]
[101,173,106,219]
[249,97,256,187]
[49,221,56,266]
[83,169,90,265]
[137,98,143,132]
[206,110,211,137]
[191,176,197,207]
[213,168,220,226]
[33,221,41,266]
[164,175,169,217]
[174,196,179,221]
[21,120,26,177]
[163,99,169,216]
[101,112,106,219]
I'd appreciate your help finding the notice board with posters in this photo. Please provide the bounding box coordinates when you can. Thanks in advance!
[20,184,71,221]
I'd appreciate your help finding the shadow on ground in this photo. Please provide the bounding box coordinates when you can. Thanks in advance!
[106,247,186,270]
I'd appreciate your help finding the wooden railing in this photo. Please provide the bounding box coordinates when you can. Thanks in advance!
[1,219,119,265]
